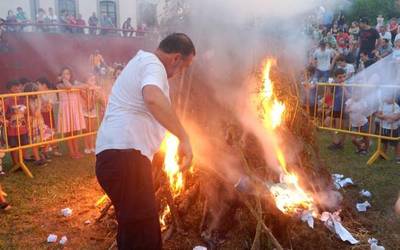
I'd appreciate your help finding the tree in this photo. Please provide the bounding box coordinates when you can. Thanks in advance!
[345,0,400,24]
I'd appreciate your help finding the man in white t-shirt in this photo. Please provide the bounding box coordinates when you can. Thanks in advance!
[335,55,355,79]
[313,41,336,82]
[95,33,195,250]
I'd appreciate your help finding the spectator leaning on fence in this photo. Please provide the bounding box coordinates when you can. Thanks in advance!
[88,12,98,35]
[122,18,134,37]
[36,77,62,157]
[24,83,51,166]
[376,93,400,164]
[4,80,31,165]
[328,68,349,150]
[57,67,87,159]
[345,90,370,155]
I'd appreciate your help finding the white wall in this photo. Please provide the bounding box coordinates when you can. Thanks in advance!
[0,0,31,19]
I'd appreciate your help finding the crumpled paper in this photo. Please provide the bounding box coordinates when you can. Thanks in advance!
[300,211,314,229]
[356,201,371,212]
[47,234,58,243]
[368,238,385,250]
[360,189,372,198]
[320,211,359,245]
[332,174,354,189]
[61,208,73,217]
[59,236,68,245]
[193,246,207,250]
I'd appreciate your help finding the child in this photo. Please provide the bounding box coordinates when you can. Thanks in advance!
[36,77,62,157]
[375,93,400,164]
[4,80,31,165]
[57,67,87,159]
[0,184,10,211]
[24,83,52,166]
[81,74,105,154]
[345,91,370,155]
[328,68,350,150]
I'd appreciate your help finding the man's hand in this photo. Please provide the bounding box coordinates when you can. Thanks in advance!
[178,136,193,171]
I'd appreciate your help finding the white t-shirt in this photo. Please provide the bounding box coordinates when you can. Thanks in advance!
[379,102,400,129]
[313,48,334,71]
[338,63,355,78]
[345,99,368,127]
[96,50,169,160]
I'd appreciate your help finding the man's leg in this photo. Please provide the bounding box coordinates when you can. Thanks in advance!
[96,149,161,250]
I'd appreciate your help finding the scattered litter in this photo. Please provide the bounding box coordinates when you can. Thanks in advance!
[368,238,385,250]
[300,211,314,229]
[84,220,91,225]
[356,201,371,212]
[59,236,68,245]
[320,211,359,245]
[332,174,354,189]
[47,234,58,243]
[61,208,73,217]
[193,246,207,250]
[360,189,372,198]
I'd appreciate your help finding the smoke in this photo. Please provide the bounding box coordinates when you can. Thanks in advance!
[171,0,343,174]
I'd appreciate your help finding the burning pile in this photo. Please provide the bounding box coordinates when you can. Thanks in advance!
[257,59,316,216]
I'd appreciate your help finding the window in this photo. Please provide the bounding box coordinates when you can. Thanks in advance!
[99,0,117,26]
[57,0,77,17]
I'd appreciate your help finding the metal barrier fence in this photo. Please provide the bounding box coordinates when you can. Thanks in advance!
[304,82,400,165]
[0,88,104,178]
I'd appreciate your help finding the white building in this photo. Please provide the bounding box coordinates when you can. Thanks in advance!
[0,0,146,28]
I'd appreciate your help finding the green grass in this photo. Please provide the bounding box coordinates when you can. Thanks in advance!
[0,133,399,249]
[318,131,400,247]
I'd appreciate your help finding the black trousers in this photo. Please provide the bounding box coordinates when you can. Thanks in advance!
[96,149,162,250]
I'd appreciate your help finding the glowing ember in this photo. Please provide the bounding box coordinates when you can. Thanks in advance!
[160,205,170,231]
[258,59,315,215]
[160,133,184,197]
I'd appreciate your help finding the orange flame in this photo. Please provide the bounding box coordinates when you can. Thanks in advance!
[259,59,286,130]
[159,205,170,231]
[160,133,184,197]
[258,59,315,215]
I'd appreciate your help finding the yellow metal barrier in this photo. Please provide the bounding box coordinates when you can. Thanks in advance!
[303,82,400,165]
[0,88,104,178]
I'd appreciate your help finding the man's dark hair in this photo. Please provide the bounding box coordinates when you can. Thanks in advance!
[158,33,196,57]
[359,17,369,25]
[19,77,30,85]
[336,55,346,62]
[334,68,346,77]
[6,80,20,90]
[36,77,54,89]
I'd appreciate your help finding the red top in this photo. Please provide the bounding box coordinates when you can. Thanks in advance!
[4,97,28,136]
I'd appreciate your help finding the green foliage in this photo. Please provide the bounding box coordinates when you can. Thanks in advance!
[345,0,400,24]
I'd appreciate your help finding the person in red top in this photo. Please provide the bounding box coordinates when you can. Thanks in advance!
[4,80,30,165]
[336,29,350,51]
[75,14,86,34]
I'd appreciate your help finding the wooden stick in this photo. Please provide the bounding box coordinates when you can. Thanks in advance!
[96,202,113,223]
[238,148,284,250]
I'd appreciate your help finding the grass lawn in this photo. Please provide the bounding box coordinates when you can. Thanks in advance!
[0,132,399,249]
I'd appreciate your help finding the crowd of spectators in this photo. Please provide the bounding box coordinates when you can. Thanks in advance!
[303,11,400,163]
[0,53,125,177]
[1,6,149,37]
